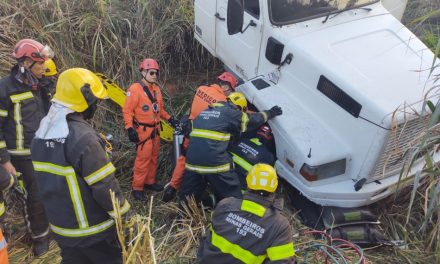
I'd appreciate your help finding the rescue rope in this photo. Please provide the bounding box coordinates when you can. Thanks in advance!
[297,230,366,264]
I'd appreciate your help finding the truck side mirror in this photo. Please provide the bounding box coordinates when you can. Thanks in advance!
[266,37,285,65]
[227,0,244,35]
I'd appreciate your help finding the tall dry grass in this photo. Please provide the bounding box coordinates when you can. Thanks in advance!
[1,0,219,263]
[1,0,440,263]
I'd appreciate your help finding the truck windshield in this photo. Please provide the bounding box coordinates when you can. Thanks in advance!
[268,0,379,25]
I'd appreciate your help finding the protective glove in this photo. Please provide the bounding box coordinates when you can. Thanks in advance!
[266,105,283,119]
[0,166,17,192]
[168,116,180,129]
[127,127,139,143]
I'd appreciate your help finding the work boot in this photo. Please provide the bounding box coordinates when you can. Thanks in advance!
[144,183,164,192]
[162,185,177,202]
[33,237,50,257]
[132,190,146,201]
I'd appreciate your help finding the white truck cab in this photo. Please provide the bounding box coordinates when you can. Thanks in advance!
[194,0,440,209]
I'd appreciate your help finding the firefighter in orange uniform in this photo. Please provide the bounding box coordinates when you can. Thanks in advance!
[163,72,238,202]
[123,58,177,200]
[0,165,14,264]
[0,228,7,264]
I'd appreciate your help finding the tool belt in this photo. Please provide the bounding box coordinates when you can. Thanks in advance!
[133,118,160,132]
[136,127,159,150]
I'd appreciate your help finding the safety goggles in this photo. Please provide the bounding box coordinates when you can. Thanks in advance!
[31,45,54,61]
[148,71,158,76]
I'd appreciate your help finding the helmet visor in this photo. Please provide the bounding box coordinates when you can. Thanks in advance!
[32,45,54,61]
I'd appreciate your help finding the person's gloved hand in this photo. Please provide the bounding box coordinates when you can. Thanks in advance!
[0,165,17,191]
[168,116,180,129]
[266,105,283,119]
[127,127,139,143]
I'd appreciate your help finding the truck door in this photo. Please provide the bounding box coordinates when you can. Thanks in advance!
[194,0,217,55]
[215,0,263,80]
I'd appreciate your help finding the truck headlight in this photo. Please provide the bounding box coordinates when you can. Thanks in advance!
[300,159,346,181]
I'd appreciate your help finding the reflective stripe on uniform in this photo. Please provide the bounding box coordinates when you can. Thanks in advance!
[10,92,33,151]
[190,129,231,141]
[0,109,7,117]
[33,161,75,175]
[249,138,262,146]
[13,102,24,150]
[267,242,295,261]
[0,141,5,149]
[241,113,249,133]
[84,162,116,185]
[33,162,89,228]
[211,227,266,264]
[261,111,268,122]
[10,92,33,103]
[8,149,31,155]
[0,202,5,217]
[50,218,114,238]
[241,200,266,217]
[66,175,89,228]
[185,163,230,174]
[107,199,131,218]
[231,153,253,172]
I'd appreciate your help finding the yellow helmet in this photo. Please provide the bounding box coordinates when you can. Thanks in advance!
[227,92,247,111]
[43,59,57,77]
[246,163,278,193]
[52,68,108,112]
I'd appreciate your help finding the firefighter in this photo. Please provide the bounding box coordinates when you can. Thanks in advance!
[31,68,131,263]
[178,92,283,204]
[122,58,178,200]
[0,227,7,264]
[230,124,276,189]
[0,38,53,256]
[39,58,58,113]
[0,166,15,264]
[163,71,238,202]
[197,163,296,264]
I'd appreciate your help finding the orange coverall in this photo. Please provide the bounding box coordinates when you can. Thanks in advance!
[0,228,7,264]
[169,84,227,189]
[123,82,170,191]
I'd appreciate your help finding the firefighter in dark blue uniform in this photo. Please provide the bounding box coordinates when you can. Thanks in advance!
[229,124,276,189]
[197,163,296,263]
[0,39,54,256]
[31,68,130,263]
[179,92,282,203]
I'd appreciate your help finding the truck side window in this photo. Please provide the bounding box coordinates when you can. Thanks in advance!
[244,0,260,19]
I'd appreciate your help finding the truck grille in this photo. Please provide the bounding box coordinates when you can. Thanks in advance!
[371,114,432,181]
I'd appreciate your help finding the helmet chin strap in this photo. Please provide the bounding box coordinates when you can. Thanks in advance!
[16,62,39,88]
[24,68,40,89]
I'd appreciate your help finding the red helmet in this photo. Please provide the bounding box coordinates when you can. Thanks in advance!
[217,72,238,89]
[257,125,273,140]
[13,39,54,62]
[139,58,159,71]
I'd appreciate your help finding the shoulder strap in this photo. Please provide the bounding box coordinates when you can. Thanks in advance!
[137,82,157,103]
